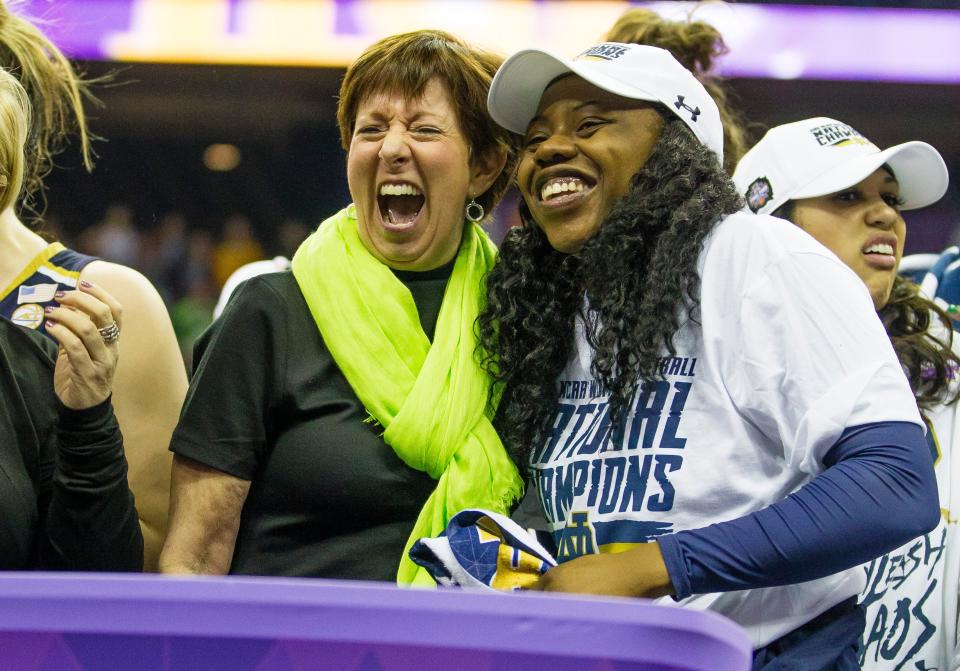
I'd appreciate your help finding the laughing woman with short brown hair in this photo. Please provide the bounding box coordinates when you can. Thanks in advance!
[160,30,522,584]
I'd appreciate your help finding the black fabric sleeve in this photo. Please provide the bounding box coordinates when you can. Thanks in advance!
[169,275,286,479]
[658,421,939,599]
[39,396,143,571]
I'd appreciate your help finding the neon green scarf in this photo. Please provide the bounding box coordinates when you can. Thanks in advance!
[292,205,523,585]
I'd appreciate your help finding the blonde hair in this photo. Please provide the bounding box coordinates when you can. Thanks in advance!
[0,0,95,215]
[0,67,29,212]
[605,7,751,173]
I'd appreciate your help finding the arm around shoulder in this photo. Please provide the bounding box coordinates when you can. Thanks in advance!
[80,261,188,571]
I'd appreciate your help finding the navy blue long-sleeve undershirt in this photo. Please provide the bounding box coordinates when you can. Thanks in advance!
[657,422,939,600]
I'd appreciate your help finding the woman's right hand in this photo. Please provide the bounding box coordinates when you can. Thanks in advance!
[529,542,675,598]
[44,280,123,410]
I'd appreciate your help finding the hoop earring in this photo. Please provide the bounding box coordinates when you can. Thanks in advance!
[465,199,485,223]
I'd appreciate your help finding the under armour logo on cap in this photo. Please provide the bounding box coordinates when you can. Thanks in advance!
[487,43,725,160]
[674,95,700,122]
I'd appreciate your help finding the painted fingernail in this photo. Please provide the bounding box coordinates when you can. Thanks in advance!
[45,320,55,328]
[54,291,64,298]
[44,305,54,313]
[80,280,93,288]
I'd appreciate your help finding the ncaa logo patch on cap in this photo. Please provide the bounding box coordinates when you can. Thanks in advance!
[746,177,774,213]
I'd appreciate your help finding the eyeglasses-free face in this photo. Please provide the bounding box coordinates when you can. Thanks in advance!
[517,75,664,254]
[792,168,906,310]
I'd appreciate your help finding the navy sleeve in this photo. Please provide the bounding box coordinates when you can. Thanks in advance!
[657,421,939,599]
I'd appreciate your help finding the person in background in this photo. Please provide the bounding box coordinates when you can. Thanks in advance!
[88,203,141,268]
[210,213,265,289]
[733,117,959,671]
[0,1,186,570]
[0,66,142,571]
[603,7,751,174]
[480,41,938,670]
[160,30,522,584]
[212,255,291,319]
[212,219,310,319]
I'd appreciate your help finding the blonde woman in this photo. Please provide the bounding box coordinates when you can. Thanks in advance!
[0,67,141,570]
[0,2,185,570]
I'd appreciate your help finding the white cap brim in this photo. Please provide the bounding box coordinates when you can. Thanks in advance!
[792,140,948,211]
[488,49,664,135]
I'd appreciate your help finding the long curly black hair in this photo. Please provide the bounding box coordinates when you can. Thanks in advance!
[478,111,743,473]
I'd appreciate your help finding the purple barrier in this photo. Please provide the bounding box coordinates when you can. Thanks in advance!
[0,573,750,670]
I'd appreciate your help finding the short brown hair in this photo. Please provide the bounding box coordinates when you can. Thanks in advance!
[337,30,518,216]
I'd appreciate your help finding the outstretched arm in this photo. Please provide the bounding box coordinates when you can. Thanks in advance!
[534,422,938,598]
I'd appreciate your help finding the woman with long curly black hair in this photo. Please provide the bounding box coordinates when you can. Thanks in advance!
[480,109,739,472]
[734,117,959,671]
[482,43,939,670]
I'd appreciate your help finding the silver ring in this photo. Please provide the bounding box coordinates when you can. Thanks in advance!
[98,322,120,344]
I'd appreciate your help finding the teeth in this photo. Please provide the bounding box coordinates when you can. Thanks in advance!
[541,178,586,201]
[379,183,422,196]
[864,243,895,255]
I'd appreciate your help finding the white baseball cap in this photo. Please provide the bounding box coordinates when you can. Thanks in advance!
[487,42,724,162]
[733,117,949,216]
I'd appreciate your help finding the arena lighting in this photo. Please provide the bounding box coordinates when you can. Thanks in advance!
[21,0,960,83]
[203,143,242,172]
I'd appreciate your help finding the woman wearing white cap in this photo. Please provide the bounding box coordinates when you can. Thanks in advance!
[734,118,958,671]
[478,43,939,669]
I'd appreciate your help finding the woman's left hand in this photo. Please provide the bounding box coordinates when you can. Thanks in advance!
[45,281,123,410]
[528,541,675,598]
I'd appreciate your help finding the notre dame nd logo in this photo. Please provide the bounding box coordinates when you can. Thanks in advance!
[556,511,597,562]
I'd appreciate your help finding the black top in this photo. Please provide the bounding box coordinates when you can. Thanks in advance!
[171,268,452,578]
[0,317,142,570]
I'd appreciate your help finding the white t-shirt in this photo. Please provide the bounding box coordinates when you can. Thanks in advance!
[860,325,960,671]
[530,211,922,648]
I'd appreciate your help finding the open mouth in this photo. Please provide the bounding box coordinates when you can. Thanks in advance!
[538,174,596,205]
[377,183,424,228]
[862,239,897,269]
[863,242,895,257]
